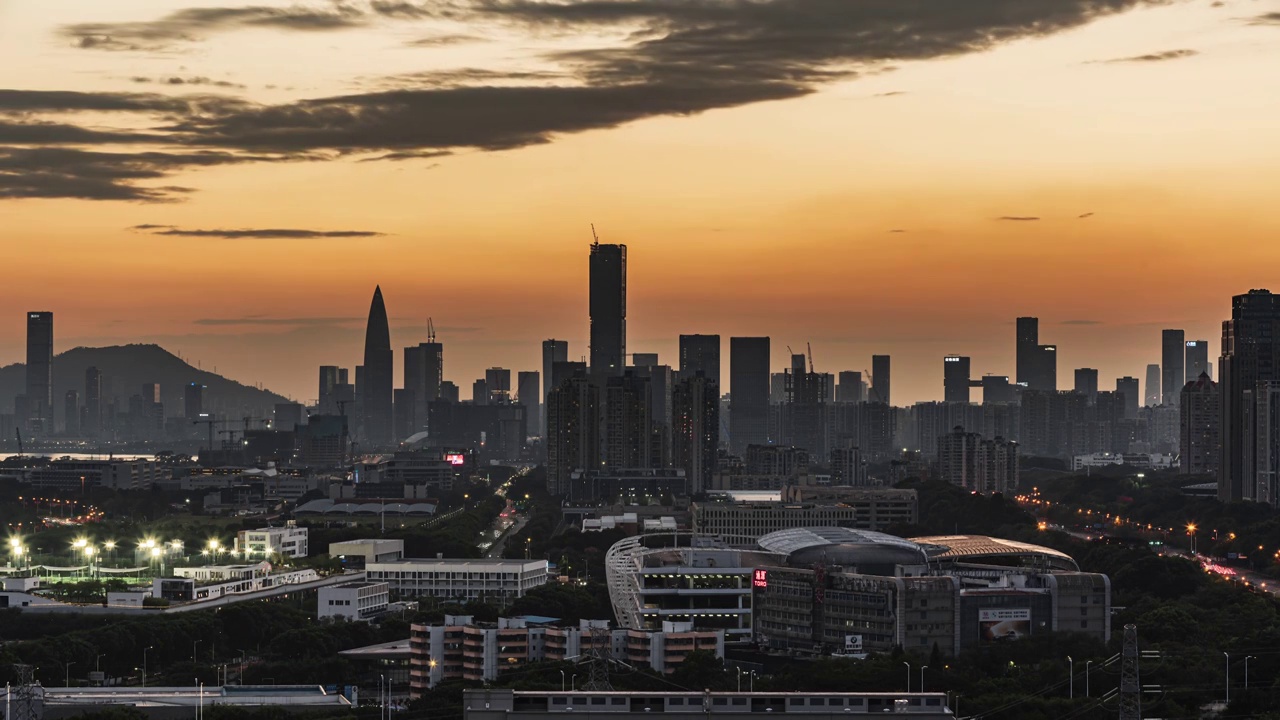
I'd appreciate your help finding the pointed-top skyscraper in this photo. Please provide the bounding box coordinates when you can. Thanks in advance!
[362,286,394,445]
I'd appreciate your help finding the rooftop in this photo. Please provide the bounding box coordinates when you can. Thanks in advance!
[909,535,1077,568]
[757,527,925,556]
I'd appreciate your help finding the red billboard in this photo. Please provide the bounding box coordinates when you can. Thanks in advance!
[445,453,466,466]
[752,569,768,589]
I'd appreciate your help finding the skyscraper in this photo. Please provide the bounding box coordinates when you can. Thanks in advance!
[542,339,569,436]
[1180,373,1220,476]
[1145,364,1161,406]
[678,334,721,385]
[547,371,602,498]
[25,311,53,433]
[1116,376,1140,420]
[589,240,626,376]
[63,390,79,436]
[871,355,891,405]
[632,353,659,367]
[1074,368,1099,404]
[673,373,719,495]
[1220,289,1280,502]
[729,337,770,454]
[362,286,394,445]
[486,367,512,403]
[1015,317,1057,391]
[1162,329,1186,407]
[604,372,657,470]
[518,371,541,438]
[84,366,102,438]
[184,382,204,421]
[1186,340,1210,381]
[318,366,340,412]
[943,356,971,403]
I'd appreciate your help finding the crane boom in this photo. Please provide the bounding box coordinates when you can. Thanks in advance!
[427,317,436,343]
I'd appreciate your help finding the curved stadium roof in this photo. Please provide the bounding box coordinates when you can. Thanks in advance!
[909,535,1078,571]
[758,527,925,556]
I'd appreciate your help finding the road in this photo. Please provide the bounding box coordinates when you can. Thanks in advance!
[486,513,529,559]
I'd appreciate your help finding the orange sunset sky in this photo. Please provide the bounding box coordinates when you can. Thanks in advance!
[3,0,1280,404]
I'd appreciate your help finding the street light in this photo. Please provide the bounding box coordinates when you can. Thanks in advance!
[559,670,565,691]
[143,646,153,687]
[1187,523,1199,555]
[920,666,928,693]
[1085,661,1092,697]
[1224,652,1230,705]
[1246,656,1255,690]
[903,662,910,693]
[64,661,76,688]
[1067,656,1073,699]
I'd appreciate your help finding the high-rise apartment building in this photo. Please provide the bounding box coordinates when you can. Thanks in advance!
[1145,364,1161,407]
[836,371,865,404]
[319,366,341,413]
[678,334,720,385]
[1220,290,1280,502]
[26,311,54,433]
[517,371,540,438]
[1253,382,1280,507]
[936,427,1019,495]
[472,379,489,406]
[729,337,770,455]
[546,372,602,497]
[631,353,659,367]
[981,375,1016,405]
[673,374,718,495]
[1186,340,1210,382]
[362,286,394,445]
[84,366,102,438]
[1162,329,1185,407]
[871,355,891,405]
[541,339,568,437]
[1116,377,1140,420]
[1074,368,1099,404]
[183,382,204,422]
[604,373,658,470]
[943,356,971,403]
[63,390,79,436]
[589,241,626,376]
[1180,373,1220,476]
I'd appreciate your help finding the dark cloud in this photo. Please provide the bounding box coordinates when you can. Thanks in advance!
[370,68,567,90]
[888,229,907,233]
[1078,212,1095,218]
[0,120,165,144]
[194,316,363,326]
[1249,12,1280,25]
[1060,320,1102,325]
[370,1,437,18]
[404,33,486,46]
[1099,48,1197,63]
[874,91,908,97]
[997,216,1041,221]
[356,150,453,162]
[131,76,247,89]
[0,147,303,201]
[0,89,231,115]
[136,226,386,238]
[63,5,366,50]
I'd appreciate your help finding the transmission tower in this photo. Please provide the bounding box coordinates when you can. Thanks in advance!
[580,626,615,691]
[1119,624,1141,720]
[9,664,44,720]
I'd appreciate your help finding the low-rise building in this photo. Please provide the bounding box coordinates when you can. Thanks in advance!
[319,581,390,621]
[328,539,406,569]
[26,459,161,492]
[367,558,548,604]
[691,491,918,547]
[235,525,309,559]
[156,565,320,603]
[409,617,724,696]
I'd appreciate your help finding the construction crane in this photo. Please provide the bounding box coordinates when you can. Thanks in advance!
[191,418,231,456]
[591,223,600,246]
[427,317,436,343]
[14,428,22,460]
[807,342,815,374]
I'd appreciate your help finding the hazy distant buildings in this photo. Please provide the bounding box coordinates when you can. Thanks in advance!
[486,368,512,404]
[1074,368,1098,404]
[1016,317,1057,392]
[1162,329,1185,407]
[1220,290,1280,502]
[1145,364,1161,407]
[1116,377,1140,420]
[362,286,394,445]
[943,356,971,403]
[404,338,444,435]
[589,241,627,376]
[547,372,601,498]
[1186,340,1210,381]
[26,311,53,434]
[729,337,770,455]
[937,426,1019,495]
[871,355,891,405]
[1180,373,1220,476]
[836,371,865,404]
[63,390,78,436]
[678,334,720,385]
[981,375,1016,405]
[632,353,659,367]
[83,366,102,438]
[1253,382,1280,507]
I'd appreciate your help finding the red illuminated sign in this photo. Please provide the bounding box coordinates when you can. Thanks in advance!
[445,453,466,466]
[752,569,768,589]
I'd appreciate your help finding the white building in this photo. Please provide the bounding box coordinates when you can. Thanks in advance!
[366,559,548,604]
[1071,452,1177,472]
[329,539,406,568]
[235,525,309,559]
[319,581,390,622]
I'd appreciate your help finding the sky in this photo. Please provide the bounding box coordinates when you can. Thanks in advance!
[3,0,1280,405]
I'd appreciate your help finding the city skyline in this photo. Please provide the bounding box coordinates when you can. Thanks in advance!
[4,0,1280,403]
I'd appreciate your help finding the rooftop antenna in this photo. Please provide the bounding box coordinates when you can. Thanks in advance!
[427,317,436,343]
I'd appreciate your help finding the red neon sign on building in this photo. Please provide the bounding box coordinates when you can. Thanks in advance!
[752,569,768,589]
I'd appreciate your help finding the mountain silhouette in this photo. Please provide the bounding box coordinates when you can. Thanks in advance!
[0,344,289,420]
